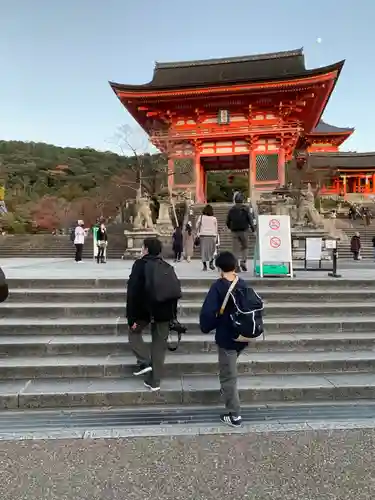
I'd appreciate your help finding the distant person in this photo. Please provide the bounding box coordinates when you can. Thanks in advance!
[172,225,183,262]
[365,208,372,226]
[183,221,194,263]
[196,204,218,271]
[96,222,108,264]
[74,220,87,263]
[226,192,255,272]
[372,234,375,261]
[350,232,361,261]
[199,251,263,428]
[126,238,181,391]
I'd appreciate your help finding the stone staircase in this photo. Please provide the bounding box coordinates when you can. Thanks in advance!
[0,234,126,259]
[2,276,375,410]
[193,203,375,261]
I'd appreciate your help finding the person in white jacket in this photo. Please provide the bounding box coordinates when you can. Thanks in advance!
[74,220,87,262]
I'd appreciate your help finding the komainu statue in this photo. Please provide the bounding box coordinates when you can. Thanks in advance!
[133,190,154,230]
[297,183,324,228]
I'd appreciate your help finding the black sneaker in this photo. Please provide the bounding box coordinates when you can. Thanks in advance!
[220,413,242,428]
[144,381,160,392]
[133,364,152,376]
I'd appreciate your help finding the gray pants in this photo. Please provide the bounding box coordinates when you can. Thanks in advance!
[218,347,241,416]
[232,231,248,264]
[128,321,170,386]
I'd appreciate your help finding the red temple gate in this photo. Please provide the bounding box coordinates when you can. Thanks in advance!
[110,48,355,203]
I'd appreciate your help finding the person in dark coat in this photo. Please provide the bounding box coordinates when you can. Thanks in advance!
[96,223,108,263]
[172,226,183,262]
[350,232,361,260]
[126,238,178,391]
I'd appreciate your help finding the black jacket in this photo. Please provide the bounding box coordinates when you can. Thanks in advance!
[97,229,108,242]
[226,204,255,232]
[126,254,177,326]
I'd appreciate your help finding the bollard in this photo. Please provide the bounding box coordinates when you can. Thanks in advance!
[328,248,341,278]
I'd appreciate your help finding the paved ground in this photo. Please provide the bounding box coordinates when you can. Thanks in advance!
[1,257,375,279]
[0,429,374,499]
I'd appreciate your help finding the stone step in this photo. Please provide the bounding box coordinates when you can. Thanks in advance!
[7,287,375,303]
[2,350,375,379]
[6,277,375,290]
[3,371,375,409]
[1,315,375,335]
[1,332,375,356]
[0,332,375,357]
[0,301,373,319]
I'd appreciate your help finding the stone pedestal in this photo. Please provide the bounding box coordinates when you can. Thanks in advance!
[156,202,174,247]
[123,230,160,259]
[157,202,172,225]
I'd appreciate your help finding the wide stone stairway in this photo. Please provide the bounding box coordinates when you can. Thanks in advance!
[2,273,375,415]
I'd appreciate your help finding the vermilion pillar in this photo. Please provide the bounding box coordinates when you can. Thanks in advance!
[372,174,375,193]
[278,146,286,187]
[168,158,174,193]
[248,148,256,199]
[195,153,205,204]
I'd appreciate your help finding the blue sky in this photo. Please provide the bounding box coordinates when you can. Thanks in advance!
[0,0,373,152]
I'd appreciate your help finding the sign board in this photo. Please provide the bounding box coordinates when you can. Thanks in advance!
[306,238,322,261]
[325,239,337,249]
[254,215,293,278]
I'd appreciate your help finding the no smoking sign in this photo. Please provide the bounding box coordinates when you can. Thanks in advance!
[269,219,280,230]
[270,236,281,248]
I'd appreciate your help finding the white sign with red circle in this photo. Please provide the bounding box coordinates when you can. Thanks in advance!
[257,215,292,265]
[269,219,280,230]
[270,236,281,248]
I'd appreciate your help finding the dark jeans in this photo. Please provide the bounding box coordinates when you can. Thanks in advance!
[128,320,170,386]
[75,243,83,262]
[97,244,106,262]
[353,251,359,260]
[174,251,182,261]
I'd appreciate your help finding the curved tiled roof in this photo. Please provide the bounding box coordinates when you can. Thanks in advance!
[110,48,344,91]
[311,120,354,134]
[309,152,375,169]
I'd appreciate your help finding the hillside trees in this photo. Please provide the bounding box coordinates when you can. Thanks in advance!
[0,139,159,232]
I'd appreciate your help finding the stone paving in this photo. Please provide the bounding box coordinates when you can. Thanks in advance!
[0,429,374,499]
[2,257,375,279]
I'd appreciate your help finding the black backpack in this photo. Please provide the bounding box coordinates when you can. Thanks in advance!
[145,258,182,303]
[219,277,264,341]
[0,267,9,303]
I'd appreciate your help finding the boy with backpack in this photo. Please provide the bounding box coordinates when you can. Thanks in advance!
[199,251,263,427]
[126,237,182,391]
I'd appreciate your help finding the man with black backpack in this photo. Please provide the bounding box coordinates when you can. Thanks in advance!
[200,251,263,427]
[226,192,255,272]
[126,237,182,391]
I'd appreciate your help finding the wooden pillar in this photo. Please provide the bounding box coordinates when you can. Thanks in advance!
[195,152,204,204]
[342,175,347,195]
[278,146,286,187]
[365,175,370,194]
[168,158,174,193]
[372,174,375,193]
[248,137,256,200]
